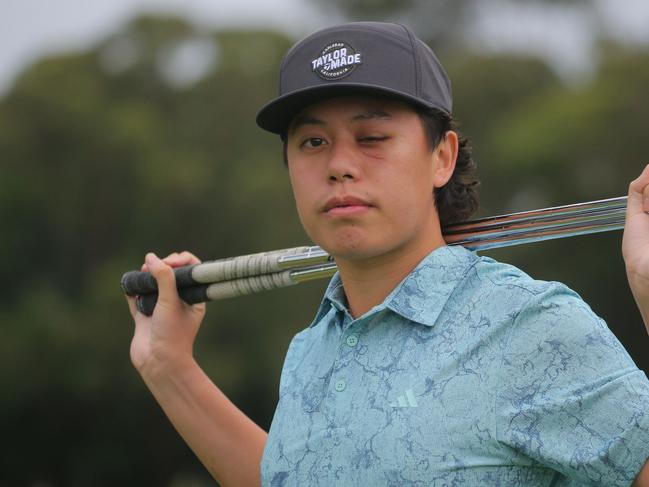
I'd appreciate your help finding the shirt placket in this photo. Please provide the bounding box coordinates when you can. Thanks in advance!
[324,309,375,426]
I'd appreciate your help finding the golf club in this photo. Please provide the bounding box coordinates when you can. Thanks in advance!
[123,196,628,315]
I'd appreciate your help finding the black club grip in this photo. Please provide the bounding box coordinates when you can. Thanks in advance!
[135,285,209,316]
[121,264,198,296]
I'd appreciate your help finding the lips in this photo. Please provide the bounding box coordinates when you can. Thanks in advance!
[323,195,374,214]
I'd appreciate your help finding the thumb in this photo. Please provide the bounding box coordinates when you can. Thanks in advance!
[146,252,180,312]
[627,164,649,217]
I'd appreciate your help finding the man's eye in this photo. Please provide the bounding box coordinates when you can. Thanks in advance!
[359,136,388,143]
[302,137,327,148]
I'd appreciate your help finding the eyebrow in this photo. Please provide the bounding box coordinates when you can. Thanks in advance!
[289,109,393,134]
[351,109,392,122]
[290,114,324,133]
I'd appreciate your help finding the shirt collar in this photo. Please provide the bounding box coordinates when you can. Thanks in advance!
[308,271,348,327]
[309,245,479,328]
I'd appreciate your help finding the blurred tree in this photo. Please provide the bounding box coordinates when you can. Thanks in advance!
[0,15,311,486]
[446,54,562,165]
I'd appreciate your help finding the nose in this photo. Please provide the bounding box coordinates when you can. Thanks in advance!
[327,140,360,183]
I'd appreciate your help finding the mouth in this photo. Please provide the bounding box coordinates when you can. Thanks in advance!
[323,195,374,216]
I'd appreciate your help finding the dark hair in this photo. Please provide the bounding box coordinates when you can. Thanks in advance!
[280,104,480,226]
[416,107,480,226]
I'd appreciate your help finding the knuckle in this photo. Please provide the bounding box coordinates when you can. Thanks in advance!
[157,264,175,281]
[181,250,201,263]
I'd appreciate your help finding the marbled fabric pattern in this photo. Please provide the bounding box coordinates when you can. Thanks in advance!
[261,245,649,486]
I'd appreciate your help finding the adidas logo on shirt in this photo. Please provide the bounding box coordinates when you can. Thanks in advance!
[390,388,419,408]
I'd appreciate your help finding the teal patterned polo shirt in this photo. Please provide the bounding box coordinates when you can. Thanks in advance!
[261,245,649,486]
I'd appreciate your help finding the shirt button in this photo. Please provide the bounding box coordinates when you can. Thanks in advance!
[346,334,359,347]
[334,379,346,392]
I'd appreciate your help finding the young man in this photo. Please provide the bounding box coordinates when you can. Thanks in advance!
[126,22,649,486]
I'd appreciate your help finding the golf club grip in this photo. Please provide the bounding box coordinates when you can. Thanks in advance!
[136,285,208,316]
[121,265,197,296]
[136,271,296,315]
[121,247,311,296]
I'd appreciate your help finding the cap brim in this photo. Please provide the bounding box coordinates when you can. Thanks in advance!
[256,83,439,135]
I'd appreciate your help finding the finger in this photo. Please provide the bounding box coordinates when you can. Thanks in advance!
[145,252,181,311]
[162,251,202,268]
[141,259,149,273]
[162,253,187,267]
[162,252,180,261]
[627,164,649,216]
[178,251,202,266]
[125,294,140,320]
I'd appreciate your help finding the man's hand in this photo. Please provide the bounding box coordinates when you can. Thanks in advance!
[622,164,649,334]
[126,251,206,374]
[124,252,265,486]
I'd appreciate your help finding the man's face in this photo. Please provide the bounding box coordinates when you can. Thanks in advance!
[285,96,455,264]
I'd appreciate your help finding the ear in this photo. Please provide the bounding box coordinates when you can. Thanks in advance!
[432,130,458,188]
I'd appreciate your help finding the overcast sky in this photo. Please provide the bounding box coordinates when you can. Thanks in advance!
[0,0,329,94]
[3,0,649,95]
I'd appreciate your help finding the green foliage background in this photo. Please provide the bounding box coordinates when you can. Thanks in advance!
[1,9,648,486]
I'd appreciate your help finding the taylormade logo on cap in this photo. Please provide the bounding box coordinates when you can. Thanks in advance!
[311,41,362,80]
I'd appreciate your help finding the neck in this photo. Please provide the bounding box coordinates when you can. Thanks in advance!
[335,234,446,319]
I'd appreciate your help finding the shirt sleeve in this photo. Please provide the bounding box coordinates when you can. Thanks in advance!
[495,282,649,486]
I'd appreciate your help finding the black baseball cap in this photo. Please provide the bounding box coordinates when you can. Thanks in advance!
[256,21,452,135]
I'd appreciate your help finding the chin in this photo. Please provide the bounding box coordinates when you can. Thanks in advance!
[318,233,390,262]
